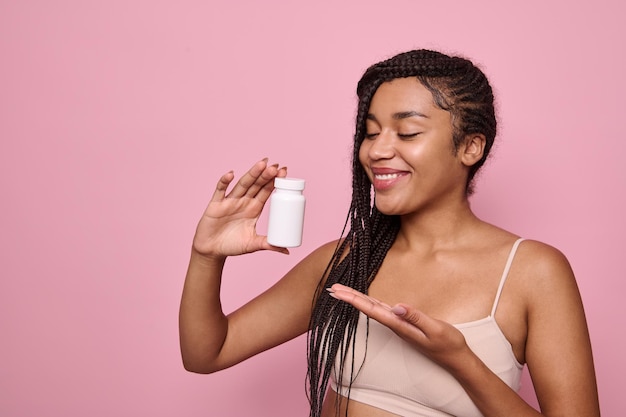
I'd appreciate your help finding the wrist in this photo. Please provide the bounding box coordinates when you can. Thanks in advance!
[446,347,487,385]
[190,247,227,267]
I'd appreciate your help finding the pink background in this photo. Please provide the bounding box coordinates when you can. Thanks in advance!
[1,1,624,416]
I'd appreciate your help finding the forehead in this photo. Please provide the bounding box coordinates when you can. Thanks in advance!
[368,77,439,115]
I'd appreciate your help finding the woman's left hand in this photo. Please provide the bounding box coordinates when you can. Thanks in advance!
[328,283,473,373]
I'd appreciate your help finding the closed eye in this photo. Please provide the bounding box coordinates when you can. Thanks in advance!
[364,132,379,139]
[398,133,420,139]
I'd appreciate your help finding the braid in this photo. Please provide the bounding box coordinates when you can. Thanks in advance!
[306,49,497,417]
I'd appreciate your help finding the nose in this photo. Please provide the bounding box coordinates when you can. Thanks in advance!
[365,130,395,160]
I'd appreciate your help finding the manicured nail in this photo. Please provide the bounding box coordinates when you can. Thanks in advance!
[326,288,339,299]
[391,305,407,316]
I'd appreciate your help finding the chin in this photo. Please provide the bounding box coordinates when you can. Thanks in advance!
[373,201,408,216]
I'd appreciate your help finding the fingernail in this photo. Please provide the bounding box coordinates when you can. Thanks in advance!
[326,287,339,299]
[391,305,407,316]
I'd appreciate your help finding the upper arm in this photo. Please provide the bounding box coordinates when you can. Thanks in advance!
[522,242,600,416]
[214,240,339,370]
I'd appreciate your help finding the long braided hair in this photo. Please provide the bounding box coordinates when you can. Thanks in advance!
[306,49,497,417]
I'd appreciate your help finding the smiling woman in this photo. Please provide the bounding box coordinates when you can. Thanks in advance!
[359,78,468,213]
[179,49,600,417]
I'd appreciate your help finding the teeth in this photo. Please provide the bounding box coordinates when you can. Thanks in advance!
[375,173,400,180]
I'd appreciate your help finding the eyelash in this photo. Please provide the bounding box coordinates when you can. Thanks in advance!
[364,132,421,139]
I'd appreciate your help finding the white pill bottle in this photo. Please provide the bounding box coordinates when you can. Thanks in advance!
[267,177,306,247]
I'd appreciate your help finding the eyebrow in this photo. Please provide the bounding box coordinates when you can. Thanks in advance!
[366,111,429,121]
[394,111,429,119]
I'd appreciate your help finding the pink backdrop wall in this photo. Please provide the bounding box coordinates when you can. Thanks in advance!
[1,1,624,415]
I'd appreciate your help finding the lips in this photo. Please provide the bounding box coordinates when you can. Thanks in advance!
[370,167,408,190]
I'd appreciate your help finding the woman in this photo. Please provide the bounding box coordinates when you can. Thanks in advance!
[179,50,600,416]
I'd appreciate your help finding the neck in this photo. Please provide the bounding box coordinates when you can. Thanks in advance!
[395,194,481,251]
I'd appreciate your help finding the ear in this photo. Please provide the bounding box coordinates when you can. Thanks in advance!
[459,133,486,167]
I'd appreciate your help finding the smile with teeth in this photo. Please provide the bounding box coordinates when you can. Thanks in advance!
[375,173,401,180]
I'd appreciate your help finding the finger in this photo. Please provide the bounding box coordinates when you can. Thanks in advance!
[226,159,269,198]
[328,284,458,354]
[245,163,279,199]
[329,284,392,314]
[244,234,290,255]
[330,283,378,301]
[329,285,427,340]
[329,283,381,305]
[264,241,290,255]
[210,170,235,202]
[255,166,287,203]
[390,303,441,340]
[391,304,468,361]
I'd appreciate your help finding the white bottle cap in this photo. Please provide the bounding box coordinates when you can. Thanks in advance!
[274,177,305,191]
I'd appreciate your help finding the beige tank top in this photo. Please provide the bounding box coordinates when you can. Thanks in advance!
[331,238,525,416]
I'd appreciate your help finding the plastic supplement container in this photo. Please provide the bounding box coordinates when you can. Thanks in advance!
[267,177,306,247]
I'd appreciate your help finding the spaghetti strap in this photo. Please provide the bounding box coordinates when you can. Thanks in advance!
[490,238,525,317]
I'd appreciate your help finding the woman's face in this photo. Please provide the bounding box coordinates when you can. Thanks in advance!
[358,77,468,216]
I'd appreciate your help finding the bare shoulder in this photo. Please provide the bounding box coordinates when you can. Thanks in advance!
[517,239,571,267]
[513,239,578,296]
[508,239,586,320]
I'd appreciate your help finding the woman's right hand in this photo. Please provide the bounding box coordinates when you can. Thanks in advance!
[192,158,288,259]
